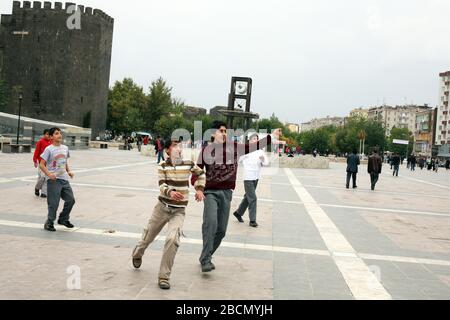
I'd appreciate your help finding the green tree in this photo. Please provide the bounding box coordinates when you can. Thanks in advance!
[252,113,284,132]
[107,78,147,134]
[154,114,190,139]
[335,117,386,155]
[388,127,414,156]
[298,125,337,154]
[146,77,174,132]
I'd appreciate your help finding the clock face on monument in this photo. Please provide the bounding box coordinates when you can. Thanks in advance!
[235,81,248,95]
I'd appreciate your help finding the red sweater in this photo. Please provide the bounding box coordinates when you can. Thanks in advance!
[191,135,272,190]
[33,138,52,164]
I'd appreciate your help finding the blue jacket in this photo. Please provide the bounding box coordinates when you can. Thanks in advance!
[346,153,360,173]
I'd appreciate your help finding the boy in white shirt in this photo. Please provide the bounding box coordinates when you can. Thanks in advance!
[232,133,269,227]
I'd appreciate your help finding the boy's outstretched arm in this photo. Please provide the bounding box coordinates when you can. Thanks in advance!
[191,162,206,202]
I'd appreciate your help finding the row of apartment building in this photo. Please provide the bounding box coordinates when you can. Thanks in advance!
[287,71,450,157]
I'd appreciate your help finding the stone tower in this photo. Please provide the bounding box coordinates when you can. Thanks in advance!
[0,1,114,137]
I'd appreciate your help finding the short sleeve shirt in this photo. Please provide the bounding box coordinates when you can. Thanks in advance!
[40,144,70,180]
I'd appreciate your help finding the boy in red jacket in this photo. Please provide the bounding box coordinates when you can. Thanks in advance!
[33,129,52,197]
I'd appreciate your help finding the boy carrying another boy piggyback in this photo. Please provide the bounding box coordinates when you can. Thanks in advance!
[132,137,206,290]
[39,127,76,232]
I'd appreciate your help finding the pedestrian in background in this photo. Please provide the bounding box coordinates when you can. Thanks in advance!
[392,152,400,177]
[33,128,52,198]
[368,148,382,191]
[346,148,360,189]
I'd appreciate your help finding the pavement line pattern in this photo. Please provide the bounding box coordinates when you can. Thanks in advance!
[284,168,392,300]
[319,204,450,218]
[1,219,450,267]
[15,179,450,219]
[397,175,450,190]
[301,184,450,200]
[1,160,153,183]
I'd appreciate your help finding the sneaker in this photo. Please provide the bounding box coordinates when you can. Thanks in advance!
[249,221,258,228]
[132,257,142,269]
[201,262,214,272]
[57,220,74,228]
[44,222,56,232]
[40,194,47,198]
[158,279,170,290]
[233,211,244,223]
[352,186,357,189]
[35,189,40,196]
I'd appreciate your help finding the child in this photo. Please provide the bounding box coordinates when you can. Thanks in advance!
[132,138,206,290]
[33,128,52,198]
[39,127,75,232]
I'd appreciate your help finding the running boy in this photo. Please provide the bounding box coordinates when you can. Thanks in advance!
[39,127,76,232]
[132,138,206,290]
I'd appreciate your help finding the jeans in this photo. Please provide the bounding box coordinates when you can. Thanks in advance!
[157,150,165,163]
[236,180,259,222]
[346,172,357,188]
[393,165,399,176]
[370,172,379,190]
[132,201,185,280]
[199,189,233,265]
[46,179,75,223]
[35,167,47,195]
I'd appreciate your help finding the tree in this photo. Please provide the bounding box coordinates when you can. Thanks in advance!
[388,127,414,156]
[335,117,386,155]
[252,113,284,132]
[146,77,174,132]
[107,78,147,134]
[154,114,190,139]
[298,125,337,154]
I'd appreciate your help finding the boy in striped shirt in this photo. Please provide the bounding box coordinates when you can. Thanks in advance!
[131,138,206,290]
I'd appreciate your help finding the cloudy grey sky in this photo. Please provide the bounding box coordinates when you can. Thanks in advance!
[2,0,450,124]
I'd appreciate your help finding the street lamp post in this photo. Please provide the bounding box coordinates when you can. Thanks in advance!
[16,92,23,145]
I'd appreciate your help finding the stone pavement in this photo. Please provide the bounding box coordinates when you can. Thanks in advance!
[1,148,450,299]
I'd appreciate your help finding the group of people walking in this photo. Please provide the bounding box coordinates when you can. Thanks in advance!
[32,122,281,290]
[346,148,383,190]
[346,148,449,190]
[132,121,281,289]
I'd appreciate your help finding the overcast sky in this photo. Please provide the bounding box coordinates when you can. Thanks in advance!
[2,0,450,124]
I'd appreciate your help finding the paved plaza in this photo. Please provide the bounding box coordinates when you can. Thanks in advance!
[1,148,450,300]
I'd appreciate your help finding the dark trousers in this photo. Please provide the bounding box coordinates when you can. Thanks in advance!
[46,179,75,223]
[199,189,233,265]
[157,150,165,163]
[236,180,259,222]
[346,172,357,188]
[393,165,399,176]
[370,173,379,190]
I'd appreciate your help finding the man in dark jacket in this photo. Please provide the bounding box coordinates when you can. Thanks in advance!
[391,153,400,176]
[346,149,360,189]
[368,148,382,190]
[192,120,281,273]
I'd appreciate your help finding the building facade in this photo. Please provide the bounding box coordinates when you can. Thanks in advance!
[285,122,300,133]
[349,107,369,119]
[0,111,91,149]
[435,71,450,147]
[414,108,437,155]
[368,105,430,136]
[182,106,207,118]
[300,116,345,132]
[0,1,114,138]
